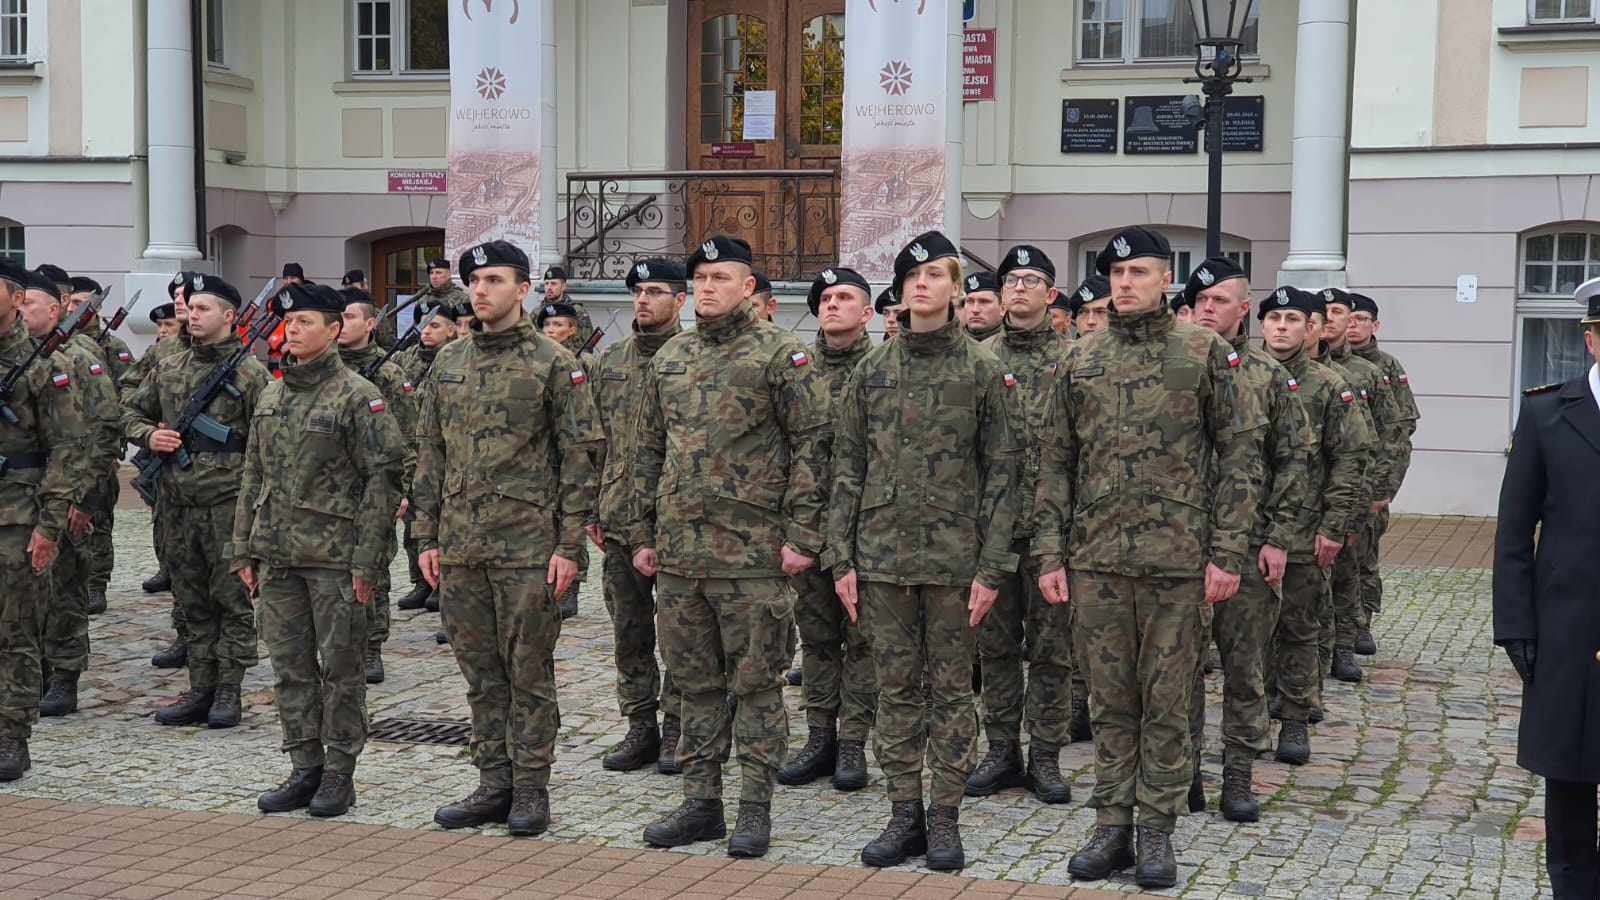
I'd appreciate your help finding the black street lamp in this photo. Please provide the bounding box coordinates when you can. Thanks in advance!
[1186,0,1256,260]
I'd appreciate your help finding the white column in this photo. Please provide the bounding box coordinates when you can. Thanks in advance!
[144,0,201,261]
[943,0,963,247]
[540,0,559,268]
[1277,0,1349,288]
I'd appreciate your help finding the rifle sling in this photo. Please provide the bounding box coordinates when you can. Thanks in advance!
[182,432,247,455]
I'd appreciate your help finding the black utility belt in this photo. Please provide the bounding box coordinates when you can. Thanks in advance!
[183,433,248,454]
[0,451,49,472]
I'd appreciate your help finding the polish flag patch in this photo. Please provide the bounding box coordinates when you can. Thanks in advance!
[116,351,132,362]
[570,369,586,385]
[790,351,809,367]
[1359,389,1369,401]
[51,372,70,389]
[1003,373,1017,388]
[1339,389,1354,403]
[1382,375,1391,385]
[1286,377,1299,392]
[368,397,386,413]
[401,381,416,394]
[1398,373,1409,384]
[1226,351,1241,368]
[88,363,103,376]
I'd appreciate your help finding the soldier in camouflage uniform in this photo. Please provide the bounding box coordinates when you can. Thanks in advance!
[1345,293,1419,652]
[337,289,419,683]
[827,231,1024,871]
[541,265,597,347]
[1035,227,1265,889]
[1049,291,1074,338]
[67,277,132,616]
[127,276,269,728]
[776,266,879,793]
[405,259,469,347]
[968,245,1079,806]
[232,282,405,818]
[393,302,461,615]
[537,300,593,620]
[0,260,91,779]
[1256,288,1371,766]
[625,234,832,858]
[592,259,685,774]
[962,270,1003,343]
[747,271,777,323]
[876,288,903,341]
[415,241,603,837]
[1186,261,1311,822]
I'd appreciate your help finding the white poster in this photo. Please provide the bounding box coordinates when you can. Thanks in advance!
[446,0,542,266]
[839,0,949,278]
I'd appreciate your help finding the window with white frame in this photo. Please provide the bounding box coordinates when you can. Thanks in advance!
[1529,0,1595,24]
[352,0,448,76]
[206,0,226,67]
[1514,226,1600,399]
[1077,0,1259,64]
[0,221,21,265]
[0,0,26,60]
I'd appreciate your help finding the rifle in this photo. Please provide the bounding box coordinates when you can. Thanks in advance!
[361,308,439,381]
[0,287,105,426]
[129,310,282,501]
[580,308,621,355]
[95,289,142,343]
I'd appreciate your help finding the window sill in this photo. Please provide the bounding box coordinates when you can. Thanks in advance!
[0,59,40,83]
[1497,23,1600,51]
[333,77,450,95]
[204,69,254,91]
[1060,62,1269,85]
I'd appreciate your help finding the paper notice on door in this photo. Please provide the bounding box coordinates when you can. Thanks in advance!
[743,90,777,140]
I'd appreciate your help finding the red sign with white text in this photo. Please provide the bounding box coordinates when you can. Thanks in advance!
[388,169,448,193]
[963,28,995,102]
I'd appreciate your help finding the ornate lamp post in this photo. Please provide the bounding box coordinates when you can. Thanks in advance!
[1187,0,1256,259]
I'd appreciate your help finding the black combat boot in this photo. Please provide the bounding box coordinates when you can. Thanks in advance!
[425,590,440,613]
[142,568,171,593]
[603,721,661,772]
[309,771,355,817]
[833,740,868,791]
[39,671,79,717]
[434,786,512,828]
[1069,694,1092,742]
[0,736,29,782]
[964,738,1024,796]
[434,629,449,645]
[1135,826,1178,888]
[1220,754,1259,822]
[1187,750,1206,813]
[642,798,725,848]
[1275,720,1311,765]
[1068,825,1134,880]
[657,718,682,775]
[365,645,385,684]
[777,725,837,786]
[151,637,188,669]
[396,581,431,611]
[86,590,107,616]
[785,668,803,686]
[207,683,242,729]
[860,800,926,867]
[258,767,323,812]
[1025,741,1071,804]
[1331,648,1363,683]
[557,583,578,620]
[1354,623,1377,656]
[1309,705,1324,724]
[507,787,550,837]
[925,804,965,871]
[1269,695,1283,720]
[154,688,215,726]
[727,801,771,858]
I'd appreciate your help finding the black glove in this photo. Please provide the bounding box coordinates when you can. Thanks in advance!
[1503,639,1537,685]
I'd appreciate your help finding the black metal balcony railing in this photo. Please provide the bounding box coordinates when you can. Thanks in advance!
[564,169,839,282]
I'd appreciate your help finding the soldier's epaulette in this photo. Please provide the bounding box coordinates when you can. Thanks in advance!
[1523,382,1561,396]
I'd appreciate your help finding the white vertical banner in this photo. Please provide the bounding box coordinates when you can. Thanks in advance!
[446,0,542,266]
[839,0,949,278]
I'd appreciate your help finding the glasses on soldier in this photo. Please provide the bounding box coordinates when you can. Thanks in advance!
[630,286,675,300]
[1002,273,1051,290]
[1349,312,1376,324]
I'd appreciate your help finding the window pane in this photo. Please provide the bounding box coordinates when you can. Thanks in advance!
[376,1,390,34]
[1526,264,1553,294]
[207,0,224,65]
[1521,317,1589,389]
[1534,0,1561,17]
[1107,0,1125,18]
[1572,0,1594,18]
[375,37,390,70]
[1527,233,1555,260]
[701,115,721,143]
[407,0,448,70]
[1558,232,1587,260]
[1239,7,1260,53]
[359,1,371,34]
[700,52,719,85]
[1105,21,1123,57]
[1083,0,1101,19]
[1081,22,1102,59]
[1138,0,1195,58]
[358,39,372,72]
[1558,264,1586,294]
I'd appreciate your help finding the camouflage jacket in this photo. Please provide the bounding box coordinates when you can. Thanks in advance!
[0,317,91,541]
[1315,343,1377,516]
[1351,337,1419,492]
[96,330,136,386]
[982,315,1070,540]
[1228,332,1311,551]
[120,331,189,399]
[825,313,1025,588]
[124,334,270,508]
[592,317,680,531]
[62,333,124,465]
[229,347,405,580]
[625,301,833,578]
[339,343,419,493]
[412,316,603,567]
[392,342,444,385]
[1031,306,1266,578]
[1277,347,1373,559]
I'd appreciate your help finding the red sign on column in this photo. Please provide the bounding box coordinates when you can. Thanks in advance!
[963,28,996,102]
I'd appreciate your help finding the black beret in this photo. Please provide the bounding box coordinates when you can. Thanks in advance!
[416,299,461,321]
[340,286,378,307]
[341,269,366,286]
[271,282,345,316]
[996,245,1055,283]
[0,258,27,288]
[149,302,177,323]
[686,234,754,276]
[752,271,773,295]
[1348,292,1379,317]
[807,266,872,317]
[167,271,200,298]
[35,263,70,287]
[536,302,579,327]
[542,265,569,281]
[24,268,60,300]
[1171,292,1192,313]
[1095,226,1172,275]
[1183,256,1248,304]
[874,286,898,314]
[1319,287,1353,310]
[963,270,999,296]
[1067,275,1111,314]
[459,240,531,283]
[281,262,305,279]
[625,257,687,289]
[427,258,451,272]
[452,301,475,320]
[1050,292,1074,313]
[186,272,243,308]
[68,276,103,295]
[892,230,959,298]
[1258,286,1324,321]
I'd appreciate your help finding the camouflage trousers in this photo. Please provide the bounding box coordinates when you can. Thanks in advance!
[0,526,49,739]
[1189,553,1279,761]
[791,566,876,742]
[1071,571,1204,833]
[1358,507,1389,625]
[151,496,184,634]
[441,565,562,790]
[601,540,677,725]
[84,468,117,598]
[862,581,978,808]
[169,502,257,690]
[1331,518,1367,650]
[1266,562,1331,723]
[365,522,400,652]
[978,541,1081,746]
[402,515,424,587]
[42,535,89,676]
[257,566,369,775]
[657,573,790,804]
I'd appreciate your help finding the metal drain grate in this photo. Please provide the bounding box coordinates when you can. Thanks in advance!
[369,717,473,746]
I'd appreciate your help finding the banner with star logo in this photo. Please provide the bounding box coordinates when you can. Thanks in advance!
[839,0,949,277]
[446,0,543,265]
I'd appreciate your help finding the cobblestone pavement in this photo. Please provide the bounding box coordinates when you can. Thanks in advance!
[0,507,1549,898]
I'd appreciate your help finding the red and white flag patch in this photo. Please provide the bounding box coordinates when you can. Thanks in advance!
[1359,389,1369,401]
[1003,373,1017,388]
[51,372,70,389]
[401,381,416,394]
[569,369,586,385]
[1339,389,1354,403]
[368,397,386,413]
[116,351,132,362]
[1287,377,1299,392]
[88,363,103,376]
[1398,373,1409,384]
[1226,351,1241,368]
[790,351,809,367]
[1382,375,1391,385]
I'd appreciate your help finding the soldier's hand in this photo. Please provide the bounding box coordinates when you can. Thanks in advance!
[1503,639,1537,685]
[548,553,579,599]
[67,506,94,539]
[780,545,815,575]
[967,580,999,627]
[585,524,605,548]
[395,498,409,520]
[1038,567,1070,605]
[420,548,441,588]
[26,529,57,574]
[1203,563,1241,604]
[834,570,859,623]
[149,422,183,453]
[237,564,257,593]
[1313,534,1343,569]
[352,575,374,605]
[1257,544,1287,587]
[632,547,657,577]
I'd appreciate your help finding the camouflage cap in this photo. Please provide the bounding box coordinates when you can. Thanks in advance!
[807,266,871,316]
